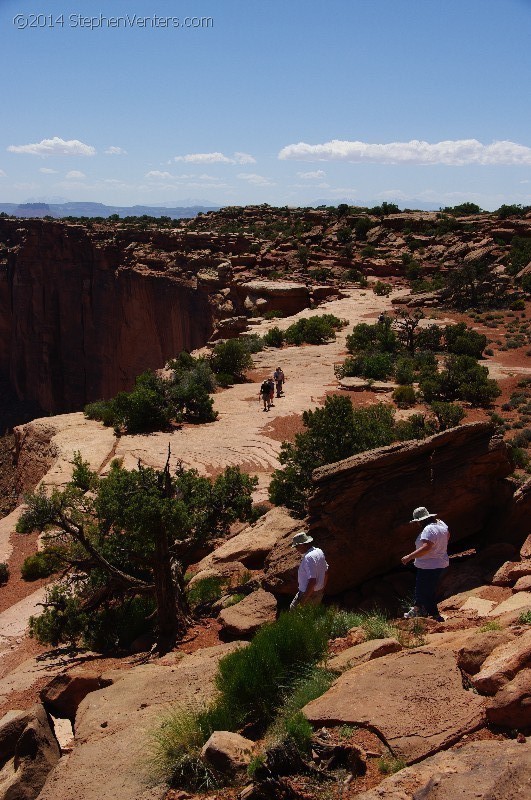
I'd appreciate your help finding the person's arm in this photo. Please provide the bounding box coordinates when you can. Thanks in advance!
[300,577,317,603]
[401,539,433,565]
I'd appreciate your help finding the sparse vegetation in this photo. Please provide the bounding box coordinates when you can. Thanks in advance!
[0,562,9,584]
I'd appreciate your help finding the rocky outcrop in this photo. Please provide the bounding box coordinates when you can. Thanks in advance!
[354,739,531,799]
[40,672,112,724]
[457,629,515,675]
[486,668,531,728]
[201,731,255,776]
[265,423,515,595]
[327,637,403,674]
[0,704,60,800]
[472,628,531,695]
[218,589,277,639]
[236,281,310,316]
[303,648,485,764]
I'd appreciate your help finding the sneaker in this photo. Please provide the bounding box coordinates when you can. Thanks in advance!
[431,614,445,623]
[404,606,420,619]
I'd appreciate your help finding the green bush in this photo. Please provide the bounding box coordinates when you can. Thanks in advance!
[509,237,531,275]
[521,274,531,294]
[511,299,526,311]
[341,352,394,381]
[420,355,501,407]
[518,610,531,624]
[112,371,172,433]
[392,385,416,408]
[269,397,396,513]
[284,315,343,346]
[444,323,486,358]
[186,576,225,609]
[210,339,253,381]
[373,281,392,296]
[354,217,374,239]
[264,310,285,320]
[378,755,407,775]
[430,401,465,430]
[21,552,59,581]
[0,562,9,584]
[346,319,398,355]
[214,372,233,388]
[265,667,334,752]
[394,413,436,442]
[394,356,416,385]
[84,400,116,427]
[262,326,284,348]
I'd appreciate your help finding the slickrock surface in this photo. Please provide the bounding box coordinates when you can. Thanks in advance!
[36,642,246,800]
[327,638,403,673]
[354,739,531,799]
[218,589,277,639]
[303,648,485,764]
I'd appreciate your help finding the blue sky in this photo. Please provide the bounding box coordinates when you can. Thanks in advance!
[1,0,530,209]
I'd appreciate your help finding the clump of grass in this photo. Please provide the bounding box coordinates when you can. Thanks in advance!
[323,608,397,641]
[378,754,407,775]
[148,707,218,790]
[224,593,245,608]
[518,610,531,625]
[479,620,503,632]
[186,576,226,609]
[338,724,358,740]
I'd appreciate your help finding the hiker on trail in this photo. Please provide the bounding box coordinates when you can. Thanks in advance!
[259,378,272,411]
[267,377,275,407]
[401,506,450,623]
[290,531,328,610]
[273,366,285,398]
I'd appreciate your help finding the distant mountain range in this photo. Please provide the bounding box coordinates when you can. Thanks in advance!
[0,201,220,219]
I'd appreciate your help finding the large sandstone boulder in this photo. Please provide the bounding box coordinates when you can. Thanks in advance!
[354,739,531,799]
[200,731,255,776]
[472,628,531,695]
[303,649,485,764]
[486,668,531,729]
[196,507,300,572]
[327,638,402,674]
[40,671,112,723]
[456,629,515,675]
[0,704,60,800]
[265,424,514,595]
[36,643,246,800]
[218,589,277,639]
[236,280,310,316]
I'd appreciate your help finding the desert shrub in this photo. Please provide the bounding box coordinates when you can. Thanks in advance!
[415,324,443,352]
[373,281,392,296]
[443,202,482,215]
[479,620,502,632]
[71,450,98,491]
[186,576,225,610]
[378,755,407,775]
[83,596,156,651]
[521,274,531,294]
[420,355,501,407]
[324,609,367,639]
[496,204,527,219]
[509,445,530,469]
[215,606,330,728]
[269,397,395,513]
[392,385,416,408]
[323,609,395,641]
[284,315,343,346]
[394,356,416,385]
[264,310,285,320]
[346,318,398,355]
[210,339,253,382]
[354,217,374,239]
[149,707,220,790]
[262,326,285,348]
[0,562,9,584]
[84,400,116,427]
[214,372,233,388]
[112,371,172,433]
[21,552,59,581]
[341,352,395,381]
[518,610,531,624]
[394,414,436,441]
[444,323,487,358]
[511,299,526,311]
[509,237,531,275]
[510,429,531,449]
[265,667,334,752]
[430,401,465,430]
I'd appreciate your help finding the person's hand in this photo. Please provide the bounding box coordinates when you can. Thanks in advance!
[401,555,410,566]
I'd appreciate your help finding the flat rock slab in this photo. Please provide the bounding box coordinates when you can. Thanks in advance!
[327,638,402,673]
[303,648,485,764]
[37,642,245,800]
[218,589,277,638]
[338,377,396,392]
[354,739,531,799]
[488,590,531,617]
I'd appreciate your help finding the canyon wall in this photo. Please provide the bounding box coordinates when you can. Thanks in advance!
[0,219,215,413]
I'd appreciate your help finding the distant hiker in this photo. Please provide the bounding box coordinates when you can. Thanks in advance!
[259,378,272,411]
[401,506,450,622]
[290,531,328,610]
[273,366,285,398]
[378,312,386,324]
[267,377,275,407]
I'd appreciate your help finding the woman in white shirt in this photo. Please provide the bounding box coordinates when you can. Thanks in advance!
[401,506,449,622]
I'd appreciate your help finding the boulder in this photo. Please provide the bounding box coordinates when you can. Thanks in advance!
[521,534,531,560]
[303,649,485,764]
[492,560,531,586]
[456,629,514,675]
[196,507,300,572]
[0,708,40,765]
[487,591,531,618]
[36,642,246,800]
[327,638,403,674]
[514,575,531,592]
[353,739,531,799]
[0,703,60,800]
[201,731,255,775]
[472,628,531,695]
[236,281,310,316]
[40,671,112,723]
[219,589,277,639]
[265,424,513,595]
[486,669,531,729]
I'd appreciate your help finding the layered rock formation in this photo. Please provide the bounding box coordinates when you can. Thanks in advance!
[265,423,516,595]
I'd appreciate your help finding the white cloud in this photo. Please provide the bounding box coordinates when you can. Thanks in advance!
[105,146,127,155]
[145,170,176,180]
[234,152,256,165]
[8,137,96,157]
[0,169,6,178]
[297,170,326,179]
[237,173,275,186]
[65,170,86,179]
[173,151,256,165]
[174,152,233,164]
[39,167,58,174]
[278,138,531,166]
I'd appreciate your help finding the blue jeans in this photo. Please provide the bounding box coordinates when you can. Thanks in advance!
[414,568,444,617]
